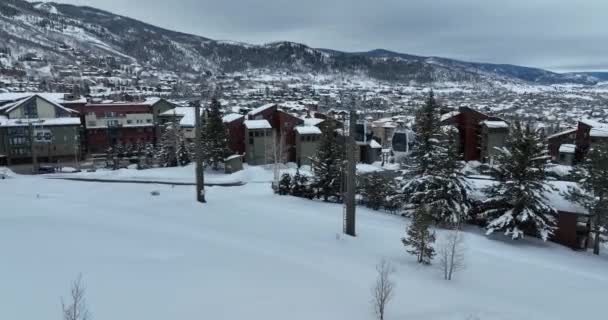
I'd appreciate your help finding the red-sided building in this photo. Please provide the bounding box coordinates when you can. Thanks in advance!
[223,113,246,156]
[441,107,505,162]
[246,104,304,161]
[78,98,175,153]
[547,128,577,162]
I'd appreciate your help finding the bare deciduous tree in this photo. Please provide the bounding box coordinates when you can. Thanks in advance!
[438,229,465,281]
[371,259,395,320]
[269,129,289,188]
[61,274,90,320]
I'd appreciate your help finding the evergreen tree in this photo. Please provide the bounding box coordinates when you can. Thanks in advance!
[402,206,436,264]
[481,122,557,240]
[143,143,155,167]
[362,173,389,210]
[312,121,345,202]
[157,113,189,168]
[278,173,292,196]
[202,98,230,170]
[177,140,191,166]
[401,91,470,225]
[565,142,608,254]
[158,125,178,168]
[291,169,309,197]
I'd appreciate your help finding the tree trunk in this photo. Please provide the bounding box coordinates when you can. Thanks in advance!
[594,227,601,255]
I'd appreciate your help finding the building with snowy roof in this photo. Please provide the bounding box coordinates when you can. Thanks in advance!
[575,119,608,161]
[442,107,509,163]
[0,95,82,166]
[469,178,593,250]
[295,125,322,166]
[244,120,273,165]
[81,98,176,153]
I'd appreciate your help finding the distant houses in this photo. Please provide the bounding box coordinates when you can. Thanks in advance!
[548,119,608,166]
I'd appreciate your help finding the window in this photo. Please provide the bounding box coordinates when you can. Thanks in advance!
[249,138,254,145]
[23,99,38,118]
[249,132,254,137]
[87,121,97,127]
[146,119,152,123]
[126,120,133,124]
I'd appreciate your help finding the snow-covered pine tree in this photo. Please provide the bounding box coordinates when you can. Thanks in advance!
[362,173,389,210]
[143,143,155,167]
[202,98,230,170]
[158,122,181,168]
[312,120,345,202]
[278,173,292,196]
[401,91,470,225]
[481,121,557,240]
[291,169,309,197]
[402,206,436,264]
[177,140,191,166]
[565,141,608,255]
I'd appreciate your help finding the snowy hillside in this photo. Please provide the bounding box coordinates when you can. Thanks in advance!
[0,0,600,85]
[0,169,606,320]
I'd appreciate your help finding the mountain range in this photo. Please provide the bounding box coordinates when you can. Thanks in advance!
[0,0,602,85]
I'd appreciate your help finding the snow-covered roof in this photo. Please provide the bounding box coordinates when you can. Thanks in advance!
[303,117,324,126]
[481,120,509,129]
[440,111,460,122]
[86,97,166,107]
[295,126,322,135]
[0,92,87,105]
[244,120,271,130]
[223,113,244,123]
[370,139,382,149]
[0,117,81,127]
[225,154,243,161]
[0,95,79,115]
[248,103,276,116]
[559,144,576,154]
[590,128,608,138]
[547,128,577,140]
[160,107,195,127]
[580,118,608,128]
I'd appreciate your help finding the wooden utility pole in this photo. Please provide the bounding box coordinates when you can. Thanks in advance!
[194,101,206,203]
[344,109,357,236]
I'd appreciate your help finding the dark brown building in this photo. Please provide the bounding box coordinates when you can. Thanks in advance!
[574,119,608,163]
[441,107,507,162]
[223,113,245,156]
[547,128,577,162]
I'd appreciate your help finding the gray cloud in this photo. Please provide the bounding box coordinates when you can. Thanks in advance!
[57,0,608,72]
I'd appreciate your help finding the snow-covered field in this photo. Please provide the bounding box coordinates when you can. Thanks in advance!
[51,163,389,184]
[1,167,607,320]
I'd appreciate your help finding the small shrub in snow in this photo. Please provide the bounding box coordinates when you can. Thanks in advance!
[278,173,292,195]
[438,229,465,280]
[371,259,395,320]
[151,190,160,196]
[61,274,90,320]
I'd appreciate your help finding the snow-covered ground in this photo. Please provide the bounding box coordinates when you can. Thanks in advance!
[51,163,392,184]
[1,168,607,320]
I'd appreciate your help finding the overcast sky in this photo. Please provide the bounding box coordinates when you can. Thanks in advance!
[55,0,607,72]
